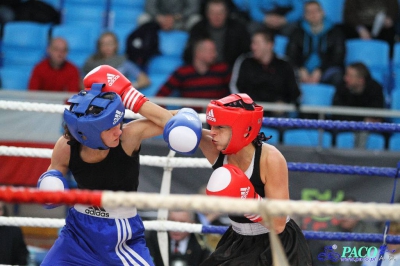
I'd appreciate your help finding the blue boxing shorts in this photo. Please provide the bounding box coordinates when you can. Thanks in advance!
[41,205,154,266]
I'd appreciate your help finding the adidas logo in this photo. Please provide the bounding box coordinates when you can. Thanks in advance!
[240,186,250,199]
[85,206,110,218]
[113,110,124,125]
[107,73,120,86]
[206,109,216,122]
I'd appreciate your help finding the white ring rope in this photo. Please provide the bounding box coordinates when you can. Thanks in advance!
[0,146,211,168]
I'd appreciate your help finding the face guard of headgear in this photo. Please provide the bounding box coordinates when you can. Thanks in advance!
[206,93,263,154]
[63,83,125,150]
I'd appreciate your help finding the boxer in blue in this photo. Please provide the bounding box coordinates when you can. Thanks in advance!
[37,65,202,266]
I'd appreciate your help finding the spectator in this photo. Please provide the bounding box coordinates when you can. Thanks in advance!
[286,1,345,88]
[139,0,202,31]
[156,37,231,112]
[0,201,29,265]
[83,31,150,90]
[248,0,303,36]
[332,62,385,148]
[230,27,301,118]
[146,210,212,266]
[187,0,251,68]
[29,37,81,92]
[343,0,399,56]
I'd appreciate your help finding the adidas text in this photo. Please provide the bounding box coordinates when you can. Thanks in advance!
[113,110,124,124]
[240,186,250,199]
[206,109,216,122]
[107,73,120,86]
[85,206,110,218]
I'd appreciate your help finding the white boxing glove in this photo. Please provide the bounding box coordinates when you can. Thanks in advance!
[37,170,69,209]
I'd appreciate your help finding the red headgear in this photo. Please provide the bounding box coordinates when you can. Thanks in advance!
[206,93,263,154]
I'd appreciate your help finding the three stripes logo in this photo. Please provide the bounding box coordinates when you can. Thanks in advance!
[107,73,120,86]
[206,109,216,122]
[240,186,250,199]
[113,110,124,125]
[85,206,110,218]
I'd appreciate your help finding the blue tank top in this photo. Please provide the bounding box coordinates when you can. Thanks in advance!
[212,144,264,223]
[68,140,140,191]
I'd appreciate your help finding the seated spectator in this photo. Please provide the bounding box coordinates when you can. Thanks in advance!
[230,27,301,118]
[188,0,251,68]
[0,201,29,266]
[332,62,386,148]
[343,0,399,57]
[83,31,150,90]
[29,37,81,92]
[146,210,212,266]
[286,1,345,88]
[248,0,303,36]
[139,0,202,31]
[156,37,231,112]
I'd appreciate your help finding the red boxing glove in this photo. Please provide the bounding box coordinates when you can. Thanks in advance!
[83,65,148,113]
[206,164,263,222]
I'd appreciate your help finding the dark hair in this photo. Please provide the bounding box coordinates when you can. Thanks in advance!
[253,27,275,43]
[348,62,371,80]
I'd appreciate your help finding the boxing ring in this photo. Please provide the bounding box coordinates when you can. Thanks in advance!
[1,99,400,265]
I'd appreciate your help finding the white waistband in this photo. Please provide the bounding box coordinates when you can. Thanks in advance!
[231,216,290,236]
[74,204,137,219]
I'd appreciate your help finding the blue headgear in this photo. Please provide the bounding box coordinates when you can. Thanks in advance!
[63,83,125,150]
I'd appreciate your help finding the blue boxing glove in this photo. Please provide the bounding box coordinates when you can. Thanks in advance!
[37,170,69,209]
[163,108,202,155]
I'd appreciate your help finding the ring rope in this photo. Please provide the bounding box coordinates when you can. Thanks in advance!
[0,145,397,177]
[2,100,400,133]
[1,187,400,221]
[1,217,400,244]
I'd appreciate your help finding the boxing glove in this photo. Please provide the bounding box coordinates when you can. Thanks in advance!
[37,170,69,209]
[206,164,263,222]
[83,65,148,113]
[163,108,202,155]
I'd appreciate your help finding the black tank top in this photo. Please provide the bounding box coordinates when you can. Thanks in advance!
[68,140,140,191]
[212,144,264,223]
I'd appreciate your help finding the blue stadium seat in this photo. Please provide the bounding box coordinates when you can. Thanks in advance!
[0,66,32,91]
[113,27,136,55]
[283,129,332,148]
[2,22,50,68]
[107,7,142,32]
[316,0,345,25]
[61,0,107,29]
[390,89,400,124]
[147,55,184,76]
[392,43,400,90]
[366,133,385,150]
[345,39,390,86]
[389,133,400,151]
[140,73,170,97]
[51,24,100,69]
[260,127,280,145]
[336,132,355,149]
[300,83,336,106]
[109,0,145,10]
[158,30,189,57]
[274,34,288,58]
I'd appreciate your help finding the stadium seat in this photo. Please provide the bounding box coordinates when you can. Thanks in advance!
[388,133,400,151]
[0,66,32,91]
[109,0,145,10]
[140,73,170,97]
[365,133,385,150]
[61,0,107,29]
[336,132,355,149]
[300,83,336,106]
[113,27,136,55]
[260,127,280,145]
[390,89,400,124]
[51,24,100,69]
[147,55,184,76]
[283,129,332,148]
[274,34,288,58]
[316,0,345,25]
[107,7,142,32]
[158,30,189,57]
[345,39,390,86]
[2,22,50,68]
